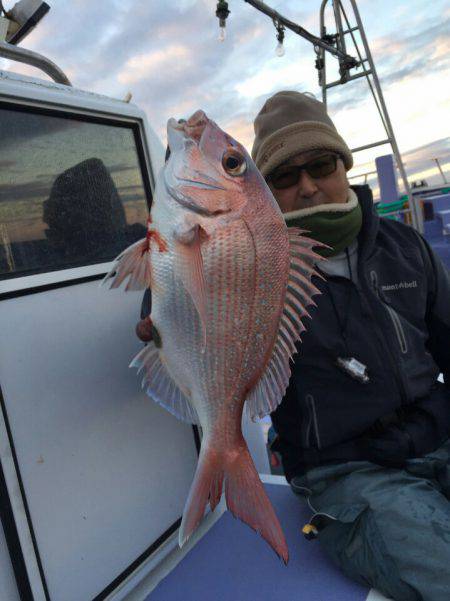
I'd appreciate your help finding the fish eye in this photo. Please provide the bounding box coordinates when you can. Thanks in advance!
[222,150,247,176]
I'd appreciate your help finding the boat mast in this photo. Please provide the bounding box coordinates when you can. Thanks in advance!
[317,0,422,231]
[218,0,423,232]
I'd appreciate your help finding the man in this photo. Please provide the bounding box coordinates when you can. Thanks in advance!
[252,90,450,600]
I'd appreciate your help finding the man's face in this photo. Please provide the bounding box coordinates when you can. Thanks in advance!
[267,149,350,214]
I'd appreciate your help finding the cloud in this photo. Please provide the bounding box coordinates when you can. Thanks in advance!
[2,0,449,194]
[108,163,140,175]
[0,180,51,203]
[403,137,450,164]
[0,106,79,149]
[325,14,450,115]
[349,137,450,195]
[0,160,17,169]
[370,17,450,86]
[117,45,192,85]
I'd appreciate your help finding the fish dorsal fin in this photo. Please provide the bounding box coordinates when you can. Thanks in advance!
[130,342,200,424]
[245,228,325,421]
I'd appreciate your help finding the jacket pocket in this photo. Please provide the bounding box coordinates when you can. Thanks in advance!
[312,502,368,527]
[384,304,408,354]
[306,500,368,541]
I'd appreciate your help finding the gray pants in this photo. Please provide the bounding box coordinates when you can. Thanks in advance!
[291,439,450,601]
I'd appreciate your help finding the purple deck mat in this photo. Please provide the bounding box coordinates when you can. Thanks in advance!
[147,482,369,601]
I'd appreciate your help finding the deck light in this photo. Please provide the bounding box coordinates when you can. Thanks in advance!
[216,0,230,42]
[275,21,285,56]
[0,0,50,45]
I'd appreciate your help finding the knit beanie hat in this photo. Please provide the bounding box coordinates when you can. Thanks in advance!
[252,91,353,177]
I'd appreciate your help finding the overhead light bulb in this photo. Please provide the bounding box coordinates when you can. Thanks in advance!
[275,22,285,57]
[216,2,229,43]
[275,41,285,57]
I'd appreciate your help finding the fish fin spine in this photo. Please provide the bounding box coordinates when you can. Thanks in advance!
[244,229,324,421]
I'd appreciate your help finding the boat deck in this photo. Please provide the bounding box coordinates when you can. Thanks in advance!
[429,239,450,270]
[146,478,389,601]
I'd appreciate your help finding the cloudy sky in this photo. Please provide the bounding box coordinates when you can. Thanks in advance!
[1,0,449,197]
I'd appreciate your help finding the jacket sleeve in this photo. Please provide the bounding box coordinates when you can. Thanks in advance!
[416,233,450,387]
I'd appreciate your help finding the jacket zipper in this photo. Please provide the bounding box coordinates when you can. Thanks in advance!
[305,394,322,449]
[369,270,409,403]
[370,271,408,354]
[385,305,408,354]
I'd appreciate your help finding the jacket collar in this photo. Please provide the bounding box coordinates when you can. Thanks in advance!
[351,185,380,261]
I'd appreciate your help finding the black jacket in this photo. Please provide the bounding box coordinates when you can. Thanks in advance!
[271,186,450,481]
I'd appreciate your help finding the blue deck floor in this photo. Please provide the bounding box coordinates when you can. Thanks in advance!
[146,481,375,601]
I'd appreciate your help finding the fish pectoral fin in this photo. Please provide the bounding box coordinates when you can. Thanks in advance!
[102,237,152,291]
[245,227,325,421]
[179,443,289,564]
[173,223,208,351]
[131,342,200,424]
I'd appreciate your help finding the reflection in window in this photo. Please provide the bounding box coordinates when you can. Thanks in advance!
[0,107,151,278]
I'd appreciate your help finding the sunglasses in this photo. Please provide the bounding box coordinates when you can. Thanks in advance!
[267,153,339,190]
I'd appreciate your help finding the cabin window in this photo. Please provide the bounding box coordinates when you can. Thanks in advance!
[0,106,151,279]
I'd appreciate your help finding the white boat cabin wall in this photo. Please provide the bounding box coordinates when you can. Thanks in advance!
[0,51,271,601]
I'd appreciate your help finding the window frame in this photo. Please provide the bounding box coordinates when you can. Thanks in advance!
[0,86,158,297]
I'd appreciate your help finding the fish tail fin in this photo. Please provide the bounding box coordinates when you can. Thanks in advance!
[224,444,289,564]
[179,443,288,564]
[178,448,223,548]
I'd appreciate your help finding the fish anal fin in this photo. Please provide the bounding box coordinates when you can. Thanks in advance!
[131,342,199,424]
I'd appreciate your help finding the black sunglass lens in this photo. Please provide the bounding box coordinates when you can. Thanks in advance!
[307,155,337,178]
[271,168,300,190]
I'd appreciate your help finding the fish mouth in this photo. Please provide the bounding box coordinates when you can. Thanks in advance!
[181,110,208,142]
[166,111,232,217]
[167,111,208,150]
[175,177,225,191]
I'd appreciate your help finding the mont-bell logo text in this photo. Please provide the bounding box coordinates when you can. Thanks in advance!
[381,280,418,292]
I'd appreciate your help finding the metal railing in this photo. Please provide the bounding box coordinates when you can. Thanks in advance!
[0,40,71,85]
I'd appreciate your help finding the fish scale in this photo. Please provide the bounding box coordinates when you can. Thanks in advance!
[200,222,254,408]
[105,110,324,564]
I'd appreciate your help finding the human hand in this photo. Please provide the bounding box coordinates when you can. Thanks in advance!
[136,316,153,342]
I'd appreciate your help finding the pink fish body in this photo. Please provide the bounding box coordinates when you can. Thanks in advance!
[106,111,322,564]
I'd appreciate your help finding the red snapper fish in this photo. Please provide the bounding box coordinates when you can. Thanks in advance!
[105,110,323,564]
